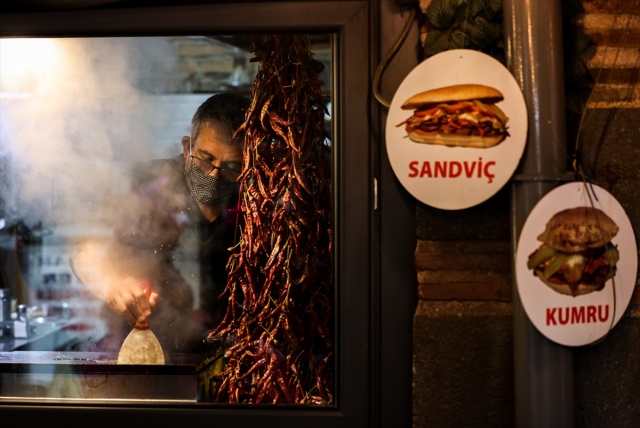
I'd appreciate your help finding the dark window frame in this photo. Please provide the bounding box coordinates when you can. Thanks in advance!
[0,2,373,427]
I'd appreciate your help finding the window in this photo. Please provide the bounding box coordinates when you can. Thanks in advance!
[0,2,372,427]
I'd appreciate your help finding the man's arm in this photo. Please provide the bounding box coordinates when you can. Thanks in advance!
[71,239,157,326]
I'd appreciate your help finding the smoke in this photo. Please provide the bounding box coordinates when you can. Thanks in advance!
[0,37,179,230]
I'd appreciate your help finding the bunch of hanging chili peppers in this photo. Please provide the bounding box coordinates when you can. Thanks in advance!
[208,34,334,405]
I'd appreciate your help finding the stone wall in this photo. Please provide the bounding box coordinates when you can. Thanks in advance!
[412,1,640,426]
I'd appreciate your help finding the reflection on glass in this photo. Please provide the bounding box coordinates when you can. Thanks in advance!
[0,34,333,404]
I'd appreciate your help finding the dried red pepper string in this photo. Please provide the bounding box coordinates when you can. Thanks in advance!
[209,34,334,405]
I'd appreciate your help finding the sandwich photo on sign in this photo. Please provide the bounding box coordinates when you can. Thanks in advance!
[526,206,620,297]
[385,49,528,210]
[397,83,509,148]
[514,182,636,346]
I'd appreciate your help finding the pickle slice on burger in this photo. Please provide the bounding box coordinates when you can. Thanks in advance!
[526,206,620,296]
[396,83,510,148]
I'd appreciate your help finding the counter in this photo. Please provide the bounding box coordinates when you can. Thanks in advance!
[0,318,102,352]
[0,319,224,402]
[0,350,224,402]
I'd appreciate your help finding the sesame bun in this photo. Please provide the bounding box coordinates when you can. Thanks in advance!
[401,84,504,110]
[537,206,619,253]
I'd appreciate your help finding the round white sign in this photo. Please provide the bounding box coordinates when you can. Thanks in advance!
[385,49,528,210]
[515,182,637,346]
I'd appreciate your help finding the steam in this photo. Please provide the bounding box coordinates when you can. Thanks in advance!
[0,37,180,230]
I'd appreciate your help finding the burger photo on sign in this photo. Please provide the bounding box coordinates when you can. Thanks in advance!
[397,83,510,148]
[526,206,620,297]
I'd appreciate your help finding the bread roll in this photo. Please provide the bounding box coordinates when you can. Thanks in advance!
[537,207,619,253]
[401,84,504,110]
[407,130,504,148]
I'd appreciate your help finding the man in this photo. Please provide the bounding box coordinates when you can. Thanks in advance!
[72,92,250,353]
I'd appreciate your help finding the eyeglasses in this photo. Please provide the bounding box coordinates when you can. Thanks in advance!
[190,155,241,182]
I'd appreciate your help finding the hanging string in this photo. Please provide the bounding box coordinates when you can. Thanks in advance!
[570,0,639,344]
[572,0,636,184]
[582,179,618,345]
[373,6,416,108]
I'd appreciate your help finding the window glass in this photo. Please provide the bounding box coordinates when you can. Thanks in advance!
[0,34,334,405]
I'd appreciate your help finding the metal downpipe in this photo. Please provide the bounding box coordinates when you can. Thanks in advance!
[503,0,574,427]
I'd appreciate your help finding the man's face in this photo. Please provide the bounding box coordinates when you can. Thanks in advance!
[182,119,243,178]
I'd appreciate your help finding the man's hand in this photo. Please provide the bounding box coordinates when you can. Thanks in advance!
[102,277,159,326]
[72,241,159,326]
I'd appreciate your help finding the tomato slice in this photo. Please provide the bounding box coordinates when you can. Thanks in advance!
[443,102,473,112]
[413,106,440,117]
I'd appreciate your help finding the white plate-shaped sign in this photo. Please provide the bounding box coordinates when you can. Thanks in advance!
[515,182,637,346]
[385,49,527,210]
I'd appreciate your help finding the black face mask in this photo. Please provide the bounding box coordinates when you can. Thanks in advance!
[184,162,239,206]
